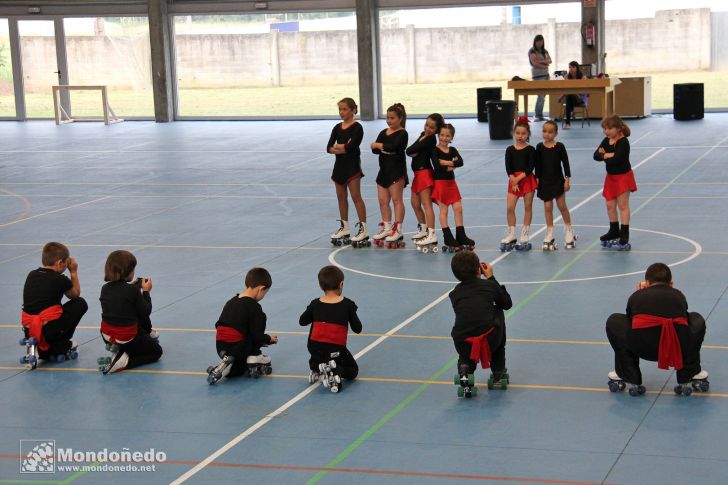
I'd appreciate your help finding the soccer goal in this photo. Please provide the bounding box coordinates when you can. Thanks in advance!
[52,85,124,125]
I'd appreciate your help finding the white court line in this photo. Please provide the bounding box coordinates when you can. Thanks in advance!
[0,196,111,229]
[172,148,666,484]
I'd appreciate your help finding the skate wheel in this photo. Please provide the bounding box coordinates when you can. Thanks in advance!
[674,385,683,395]
[637,385,646,395]
[421,247,428,253]
[69,351,78,360]
[454,374,461,385]
[683,386,693,396]
[500,380,507,390]
[609,381,620,392]
[457,387,464,397]
[19,356,27,364]
[432,246,439,253]
[207,375,216,385]
[206,365,215,374]
[694,380,709,392]
[467,374,475,386]
[55,354,66,363]
[20,338,27,346]
[265,366,272,375]
[487,377,494,390]
[471,386,478,397]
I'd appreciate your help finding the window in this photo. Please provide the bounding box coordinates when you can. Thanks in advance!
[0,19,13,117]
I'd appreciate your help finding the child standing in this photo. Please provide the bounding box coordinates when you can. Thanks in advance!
[299,265,362,393]
[371,103,409,248]
[606,262,708,396]
[327,98,368,246]
[593,115,637,250]
[21,242,87,362]
[449,251,513,397]
[430,123,475,250]
[208,267,278,384]
[406,113,445,246]
[501,120,538,251]
[99,250,162,374]
[536,120,576,250]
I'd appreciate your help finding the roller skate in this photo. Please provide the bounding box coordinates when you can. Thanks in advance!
[499,226,517,252]
[97,342,119,372]
[674,370,710,396]
[149,329,160,341]
[19,336,38,370]
[100,351,129,375]
[600,222,624,250]
[455,226,475,251]
[384,222,405,249]
[350,222,371,248]
[515,225,532,251]
[372,221,391,247]
[441,227,461,253]
[206,353,235,385]
[410,223,427,241]
[246,353,272,378]
[330,220,351,246]
[48,341,79,363]
[564,224,577,250]
[318,355,342,393]
[487,368,509,390]
[415,228,439,253]
[607,370,645,396]
[308,369,321,384]
[454,364,477,398]
[542,226,557,251]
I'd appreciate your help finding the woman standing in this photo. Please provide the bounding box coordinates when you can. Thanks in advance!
[528,34,552,122]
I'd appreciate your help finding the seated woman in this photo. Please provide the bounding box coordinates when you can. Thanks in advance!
[562,61,588,128]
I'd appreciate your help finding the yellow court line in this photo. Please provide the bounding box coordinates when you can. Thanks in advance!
[1,366,725,397]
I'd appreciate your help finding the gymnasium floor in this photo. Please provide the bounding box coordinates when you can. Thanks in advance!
[0,114,727,485]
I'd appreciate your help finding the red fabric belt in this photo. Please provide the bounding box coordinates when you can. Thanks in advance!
[21,305,63,351]
[632,313,688,370]
[216,326,245,343]
[466,327,495,369]
[311,321,348,346]
[101,320,138,344]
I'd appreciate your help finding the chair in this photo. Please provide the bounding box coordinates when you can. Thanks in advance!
[560,94,590,128]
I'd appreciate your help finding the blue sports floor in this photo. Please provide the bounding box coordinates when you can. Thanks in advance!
[1,115,727,484]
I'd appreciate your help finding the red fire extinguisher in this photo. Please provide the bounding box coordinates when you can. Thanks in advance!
[583,22,596,47]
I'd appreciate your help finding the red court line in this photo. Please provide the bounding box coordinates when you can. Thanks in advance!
[0,189,33,225]
[0,455,619,484]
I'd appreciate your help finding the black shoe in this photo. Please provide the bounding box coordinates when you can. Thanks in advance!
[619,224,629,245]
[600,222,620,241]
[442,227,458,247]
[455,226,475,247]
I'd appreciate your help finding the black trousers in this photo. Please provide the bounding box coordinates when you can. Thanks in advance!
[215,340,266,378]
[102,316,163,371]
[606,312,705,385]
[453,311,507,375]
[30,298,88,358]
[564,95,583,122]
[308,342,358,380]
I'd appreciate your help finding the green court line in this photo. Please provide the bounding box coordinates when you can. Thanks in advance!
[305,143,724,484]
[0,481,58,484]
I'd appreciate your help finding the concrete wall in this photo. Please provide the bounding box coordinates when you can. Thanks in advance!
[17,8,725,92]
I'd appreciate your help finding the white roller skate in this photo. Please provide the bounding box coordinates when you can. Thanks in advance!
[308,370,321,384]
[499,226,517,252]
[101,351,129,375]
[207,353,235,385]
[372,221,391,247]
[330,220,350,246]
[542,226,557,251]
[411,223,427,241]
[564,224,577,249]
[246,353,272,378]
[607,370,645,396]
[350,222,370,248]
[674,370,710,396]
[415,228,439,253]
[318,358,342,393]
[515,225,532,251]
[384,222,405,249]
[19,336,38,369]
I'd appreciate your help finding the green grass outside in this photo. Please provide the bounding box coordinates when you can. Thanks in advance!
[0,70,725,118]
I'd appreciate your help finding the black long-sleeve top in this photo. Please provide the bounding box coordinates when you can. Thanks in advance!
[100,280,152,331]
[326,122,363,163]
[535,142,571,179]
[215,295,272,348]
[449,277,512,341]
[431,146,464,181]
[593,136,631,174]
[505,145,536,175]
[626,284,688,320]
[299,297,362,334]
[406,132,437,171]
[372,128,409,187]
[23,268,72,314]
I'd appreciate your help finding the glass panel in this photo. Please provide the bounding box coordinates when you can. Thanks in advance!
[606,0,728,109]
[64,17,153,117]
[19,20,57,118]
[173,13,358,116]
[378,3,582,115]
[0,19,15,117]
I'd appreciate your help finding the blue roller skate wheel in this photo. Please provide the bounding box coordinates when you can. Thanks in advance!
[674,385,683,395]
[55,354,66,363]
[69,351,78,360]
[683,386,693,396]
[29,355,37,364]
[20,338,28,346]
[19,356,27,364]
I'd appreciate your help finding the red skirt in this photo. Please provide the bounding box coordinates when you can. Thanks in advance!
[507,172,538,197]
[411,169,434,194]
[432,179,462,205]
[603,170,637,200]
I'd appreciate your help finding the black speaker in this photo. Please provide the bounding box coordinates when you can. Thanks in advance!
[477,87,502,122]
[674,83,704,121]
[486,100,515,140]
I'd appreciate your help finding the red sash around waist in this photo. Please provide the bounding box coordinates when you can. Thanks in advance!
[215,325,245,343]
[21,305,63,351]
[101,320,139,344]
[465,327,495,369]
[311,321,348,346]
[632,314,688,370]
